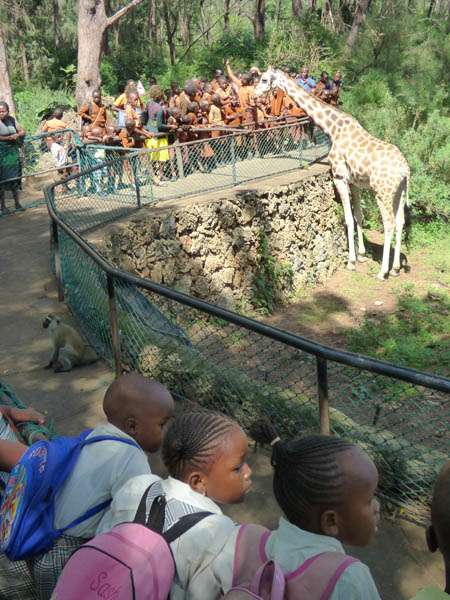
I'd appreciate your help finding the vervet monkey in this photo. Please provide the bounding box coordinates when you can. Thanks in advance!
[42,314,99,372]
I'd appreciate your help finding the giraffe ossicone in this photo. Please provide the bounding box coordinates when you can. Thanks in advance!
[254,70,411,281]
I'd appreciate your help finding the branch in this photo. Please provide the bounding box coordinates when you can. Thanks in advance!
[176,0,242,64]
[106,0,146,29]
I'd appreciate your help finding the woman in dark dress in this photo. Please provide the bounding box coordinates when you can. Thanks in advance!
[0,101,25,214]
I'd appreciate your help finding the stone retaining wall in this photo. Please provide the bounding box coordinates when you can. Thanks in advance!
[102,172,347,310]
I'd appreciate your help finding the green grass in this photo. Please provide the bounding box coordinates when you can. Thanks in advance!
[344,288,450,375]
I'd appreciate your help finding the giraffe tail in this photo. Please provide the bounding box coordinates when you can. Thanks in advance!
[403,172,411,249]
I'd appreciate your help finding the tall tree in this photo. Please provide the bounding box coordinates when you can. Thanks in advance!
[0,21,16,115]
[292,0,304,19]
[75,0,145,107]
[162,0,177,65]
[344,0,371,56]
[254,0,265,41]
[53,0,62,51]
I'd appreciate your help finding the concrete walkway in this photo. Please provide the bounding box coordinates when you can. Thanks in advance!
[0,199,445,598]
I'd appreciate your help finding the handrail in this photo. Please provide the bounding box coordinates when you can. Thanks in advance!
[44,180,450,395]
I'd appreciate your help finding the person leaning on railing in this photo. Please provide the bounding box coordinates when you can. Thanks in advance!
[0,101,25,214]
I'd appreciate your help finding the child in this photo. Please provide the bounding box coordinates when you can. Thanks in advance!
[234,420,382,599]
[0,404,46,487]
[77,90,109,132]
[0,373,174,600]
[414,460,450,598]
[41,108,70,187]
[112,409,252,599]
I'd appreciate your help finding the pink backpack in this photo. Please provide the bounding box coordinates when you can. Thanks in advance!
[50,485,211,600]
[224,524,359,600]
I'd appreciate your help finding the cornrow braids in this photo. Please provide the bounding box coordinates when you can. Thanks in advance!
[249,419,355,529]
[162,410,239,481]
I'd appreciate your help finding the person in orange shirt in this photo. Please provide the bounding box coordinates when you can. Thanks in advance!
[168,82,181,108]
[42,108,67,149]
[78,90,109,133]
[112,81,144,128]
[125,93,142,129]
[224,59,257,128]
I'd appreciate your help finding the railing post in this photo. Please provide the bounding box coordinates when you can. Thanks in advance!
[107,274,122,378]
[231,135,236,184]
[298,122,303,167]
[52,219,64,302]
[132,155,141,208]
[316,356,330,435]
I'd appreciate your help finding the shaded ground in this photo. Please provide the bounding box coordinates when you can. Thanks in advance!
[0,198,446,598]
[263,229,450,356]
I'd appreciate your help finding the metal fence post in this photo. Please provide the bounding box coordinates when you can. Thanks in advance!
[231,135,236,184]
[107,274,122,377]
[132,155,141,208]
[51,219,64,302]
[316,356,330,435]
[298,123,303,167]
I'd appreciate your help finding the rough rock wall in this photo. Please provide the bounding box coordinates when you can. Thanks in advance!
[103,172,347,310]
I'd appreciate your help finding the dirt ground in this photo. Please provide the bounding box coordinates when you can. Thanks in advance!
[0,199,446,599]
[263,229,450,352]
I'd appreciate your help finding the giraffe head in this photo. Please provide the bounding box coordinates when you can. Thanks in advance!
[254,68,281,98]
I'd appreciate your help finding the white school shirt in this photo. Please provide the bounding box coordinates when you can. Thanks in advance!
[115,474,238,600]
[53,423,158,538]
[262,517,381,600]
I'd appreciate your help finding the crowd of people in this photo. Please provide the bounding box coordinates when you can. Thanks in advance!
[0,373,448,599]
[0,63,344,207]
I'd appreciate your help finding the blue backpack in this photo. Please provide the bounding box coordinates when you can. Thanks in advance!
[0,430,139,561]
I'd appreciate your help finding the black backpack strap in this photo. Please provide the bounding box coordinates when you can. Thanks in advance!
[162,511,213,545]
[133,482,163,527]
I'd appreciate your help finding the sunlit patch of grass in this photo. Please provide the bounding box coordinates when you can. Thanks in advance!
[344,288,450,375]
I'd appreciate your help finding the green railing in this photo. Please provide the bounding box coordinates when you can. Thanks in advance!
[0,129,81,215]
[45,123,449,524]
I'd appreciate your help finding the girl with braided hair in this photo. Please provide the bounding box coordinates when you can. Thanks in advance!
[226,418,381,599]
[114,409,252,599]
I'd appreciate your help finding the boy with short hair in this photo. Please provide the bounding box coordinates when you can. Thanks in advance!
[77,90,109,132]
[0,374,174,600]
[412,461,450,598]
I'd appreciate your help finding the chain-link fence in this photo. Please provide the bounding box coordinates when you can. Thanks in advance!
[0,129,81,215]
[47,166,450,524]
[39,120,329,233]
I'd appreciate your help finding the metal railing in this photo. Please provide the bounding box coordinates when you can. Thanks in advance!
[45,137,450,523]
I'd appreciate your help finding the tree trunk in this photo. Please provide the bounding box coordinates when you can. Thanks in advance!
[162,1,177,65]
[75,0,145,108]
[292,0,303,18]
[224,0,230,30]
[53,0,62,51]
[0,22,16,115]
[426,0,435,18]
[19,35,30,84]
[344,0,371,56]
[150,0,158,55]
[179,2,190,62]
[199,0,209,43]
[254,0,265,41]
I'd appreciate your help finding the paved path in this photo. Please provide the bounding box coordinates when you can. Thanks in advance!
[0,196,445,598]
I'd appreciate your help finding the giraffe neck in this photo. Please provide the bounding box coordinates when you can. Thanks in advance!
[275,73,341,139]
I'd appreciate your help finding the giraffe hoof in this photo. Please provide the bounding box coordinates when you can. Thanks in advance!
[346,262,356,271]
[357,254,368,263]
[376,273,387,281]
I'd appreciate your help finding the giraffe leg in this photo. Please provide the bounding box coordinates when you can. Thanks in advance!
[350,184,367,262]
[335,179,357,270]
[390,190,406,276]
[378,225,394,280]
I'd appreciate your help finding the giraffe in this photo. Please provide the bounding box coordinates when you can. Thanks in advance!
[254,70,410,280]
